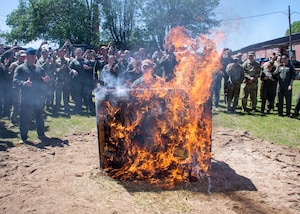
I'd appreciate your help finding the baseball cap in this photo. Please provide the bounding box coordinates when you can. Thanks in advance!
[26,47,37,55]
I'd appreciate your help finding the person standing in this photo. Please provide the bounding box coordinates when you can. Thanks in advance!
[69,48,87,113]
[211,70,223,111]
[260,62,277,114]
[220,48,232,105]
[101,55,119,88]
[1,52,15,117]
[9,50,26,126]
[82,49,96,114]
[225,55,244,113]
[291,72,300,118]
[241,51,261,112]
[155,45,177,82]
[0,63,4,118]
[55,48,71,113]
[13,48,50,143]
[275,54,296,117]
[37,47,56,110]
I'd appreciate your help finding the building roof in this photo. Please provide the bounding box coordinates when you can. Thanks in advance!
[234,32,300,54]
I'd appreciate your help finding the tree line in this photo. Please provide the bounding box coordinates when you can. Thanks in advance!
[1,0,220,51]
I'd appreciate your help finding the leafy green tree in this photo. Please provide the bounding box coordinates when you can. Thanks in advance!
[141,0,220,48]
[1,0,31,44]
[99,0,139,49]
[3,0,101,46]
[2,0,220,49]
[285,20,300,35]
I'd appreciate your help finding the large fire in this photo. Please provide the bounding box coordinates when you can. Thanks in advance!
[96,27,221,188]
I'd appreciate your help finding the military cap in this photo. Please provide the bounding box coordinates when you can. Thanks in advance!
[232,55,239,60]
[18,50,26,57]
[248,51,255,56]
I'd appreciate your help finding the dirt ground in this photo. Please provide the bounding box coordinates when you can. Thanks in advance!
[0,126,299,214]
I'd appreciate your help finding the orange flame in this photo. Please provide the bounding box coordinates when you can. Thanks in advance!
[97,26,221,188]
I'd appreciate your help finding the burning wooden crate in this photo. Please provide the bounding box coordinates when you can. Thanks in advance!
[95,26,220,187]
[95,88,212,187]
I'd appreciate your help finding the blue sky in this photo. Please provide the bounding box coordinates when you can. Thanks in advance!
[215,0,300,50]
[1,0,300,50]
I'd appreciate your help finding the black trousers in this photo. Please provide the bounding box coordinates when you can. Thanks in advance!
[19,101,45,141]
[277,85,292,116]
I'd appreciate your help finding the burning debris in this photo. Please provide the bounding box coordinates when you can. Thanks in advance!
[95,27,221,188]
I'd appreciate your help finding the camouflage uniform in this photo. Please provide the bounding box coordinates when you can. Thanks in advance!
[241,52,261,111]
[55,57,71,112]
[2,58,14,117]
[37,56,56,109]
[226,59,244,112]
[9,60,23,125]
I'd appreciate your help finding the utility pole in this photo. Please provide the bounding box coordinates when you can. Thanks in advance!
[288,5,293,60]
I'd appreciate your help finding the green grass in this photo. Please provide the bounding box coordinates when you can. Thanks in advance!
[213,80,300,149]
[1,80,299,150]
[0,110,96,149]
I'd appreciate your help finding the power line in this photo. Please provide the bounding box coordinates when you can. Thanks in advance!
[220,11,286,22]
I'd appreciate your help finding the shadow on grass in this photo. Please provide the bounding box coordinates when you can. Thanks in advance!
[0,121,18,151]
[0,140,14,151]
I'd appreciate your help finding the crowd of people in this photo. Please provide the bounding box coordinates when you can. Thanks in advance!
[212,48,300,117]
[0,41,299,143]
[0,40,178,143]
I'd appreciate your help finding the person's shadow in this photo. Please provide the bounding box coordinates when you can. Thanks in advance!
[26,137,69,149]
[0,121,18,151]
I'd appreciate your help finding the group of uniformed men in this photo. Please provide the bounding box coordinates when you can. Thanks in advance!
[212,48,299,117]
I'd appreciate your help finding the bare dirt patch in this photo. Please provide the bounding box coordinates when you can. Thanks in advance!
[0,127,299,214]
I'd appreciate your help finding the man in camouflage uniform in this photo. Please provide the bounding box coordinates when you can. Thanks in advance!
[55,48,71,113]
[9,50,26,126]
[241,51,261,112]
[1,50,15,117]
[226,55,244,113]
[36,47,56,110]
[220,48,232,104]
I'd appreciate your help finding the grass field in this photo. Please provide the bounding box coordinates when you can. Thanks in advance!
[213,79,300,148]
[0,80,299,150]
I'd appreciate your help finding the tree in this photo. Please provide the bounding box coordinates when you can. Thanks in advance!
[2,0,220,49]
[141,0,220,48]
[1,0,31,44]
[3,0,101,46]
[99,0,139,50]
[285,20,300,36]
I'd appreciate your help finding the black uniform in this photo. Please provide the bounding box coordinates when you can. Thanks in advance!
[275,62,296,116]
[13,63,48,141]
